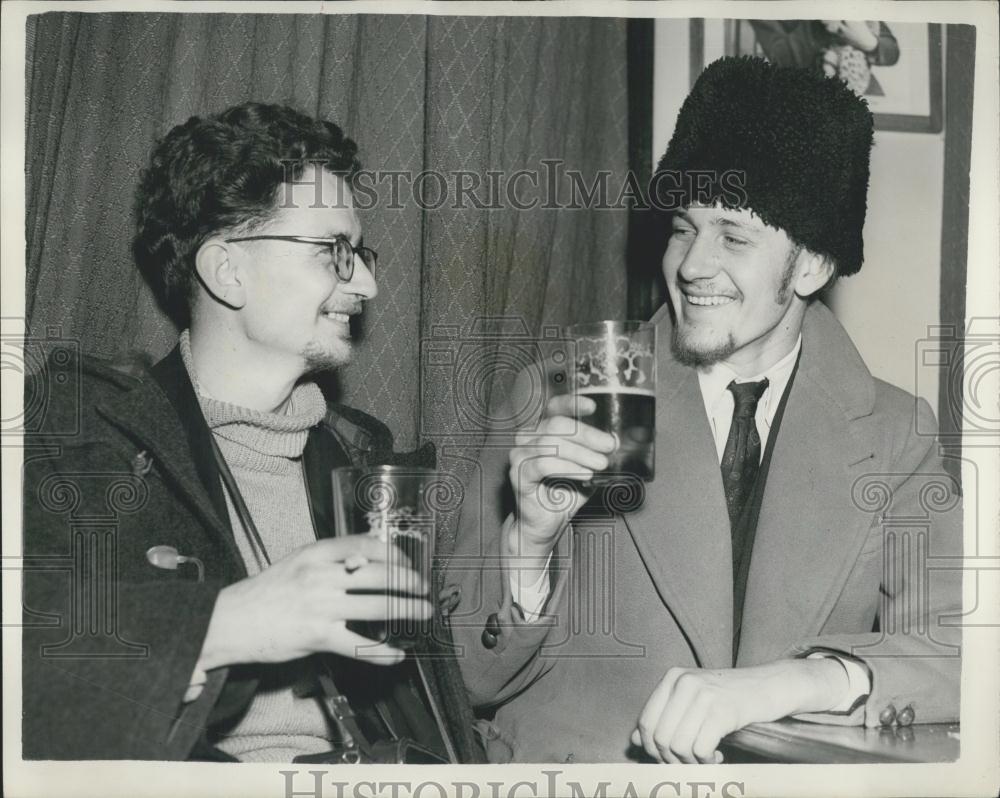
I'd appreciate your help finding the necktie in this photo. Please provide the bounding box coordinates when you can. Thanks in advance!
[720,378,769,527]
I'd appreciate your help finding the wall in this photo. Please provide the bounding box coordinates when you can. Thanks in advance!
[827,132,943,413]
[651,18,944,413]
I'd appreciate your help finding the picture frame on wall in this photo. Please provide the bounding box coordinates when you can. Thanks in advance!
[689,18,944,133]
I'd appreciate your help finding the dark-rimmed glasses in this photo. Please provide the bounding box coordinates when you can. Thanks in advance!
[224,235,377,282]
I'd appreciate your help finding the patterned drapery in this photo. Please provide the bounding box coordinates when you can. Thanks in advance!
[25,11,629,549]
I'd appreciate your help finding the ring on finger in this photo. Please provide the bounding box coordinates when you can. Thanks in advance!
[344,555,369,574]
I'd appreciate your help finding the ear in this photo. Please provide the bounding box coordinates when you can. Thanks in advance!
[194,238,246,310]
[792,249,836,299]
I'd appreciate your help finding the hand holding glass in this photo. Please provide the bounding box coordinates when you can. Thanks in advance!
[564,321,656,484]
[332,466,437,649]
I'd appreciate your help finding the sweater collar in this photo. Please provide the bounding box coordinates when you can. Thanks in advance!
[178,331,327,462]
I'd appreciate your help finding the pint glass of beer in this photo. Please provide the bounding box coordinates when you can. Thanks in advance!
[564,321,656,484]
[331,465,437,649]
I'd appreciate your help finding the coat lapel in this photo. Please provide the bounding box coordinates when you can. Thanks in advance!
[621,311,734,669]
[95,347,247,579]
[737,303,877,665]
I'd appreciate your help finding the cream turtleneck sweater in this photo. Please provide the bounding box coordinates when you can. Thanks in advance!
[180,332,338,762]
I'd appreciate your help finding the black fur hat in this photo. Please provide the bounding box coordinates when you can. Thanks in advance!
[654,56,874,276]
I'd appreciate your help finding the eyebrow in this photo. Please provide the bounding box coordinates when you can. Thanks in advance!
[674,210,764,234]
[713,217,764,233]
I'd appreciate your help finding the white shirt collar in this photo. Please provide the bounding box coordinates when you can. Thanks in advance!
[697,335,803,460]
[699,336,801,417]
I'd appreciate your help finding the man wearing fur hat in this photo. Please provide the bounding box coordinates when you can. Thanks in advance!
[449,57,962,763]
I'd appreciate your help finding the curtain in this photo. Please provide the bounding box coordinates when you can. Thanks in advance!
[25,11,629,549]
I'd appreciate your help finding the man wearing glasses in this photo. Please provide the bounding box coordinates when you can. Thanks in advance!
[22,103,479,762]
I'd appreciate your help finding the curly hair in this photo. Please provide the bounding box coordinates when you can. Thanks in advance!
[132,102,361,325]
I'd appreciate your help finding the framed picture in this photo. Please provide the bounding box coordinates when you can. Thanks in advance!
[689,19,944,133]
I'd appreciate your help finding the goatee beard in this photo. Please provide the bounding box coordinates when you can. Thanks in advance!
[300,340,351,374]
[670,325,737,368]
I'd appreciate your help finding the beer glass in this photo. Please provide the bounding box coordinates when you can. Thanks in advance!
[564,321,656,484]
[332,465,437,648]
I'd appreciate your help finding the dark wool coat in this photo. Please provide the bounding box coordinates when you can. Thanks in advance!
[21,346,483,762]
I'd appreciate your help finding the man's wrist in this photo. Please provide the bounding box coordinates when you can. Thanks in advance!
[503,513,562,567]
[194,585,237,673]
[797,656,852,714]
[806,653,870,713]
[184,590,234,703]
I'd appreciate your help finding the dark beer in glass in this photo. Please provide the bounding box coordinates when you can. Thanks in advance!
[564,321,656,485]
[576,387,655,482]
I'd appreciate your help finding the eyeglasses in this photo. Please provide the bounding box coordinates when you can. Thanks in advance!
[224,235,377,282]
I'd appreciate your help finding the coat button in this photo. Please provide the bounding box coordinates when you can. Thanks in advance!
[879,704,897,726]
[481,629,499,649]
[896,704,915,727]
[485,612,502,637]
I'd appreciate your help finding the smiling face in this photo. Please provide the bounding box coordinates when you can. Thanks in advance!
[663,205,825,375]
[225,166,377,375]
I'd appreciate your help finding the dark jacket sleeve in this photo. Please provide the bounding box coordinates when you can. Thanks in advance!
[21,412,225,759]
